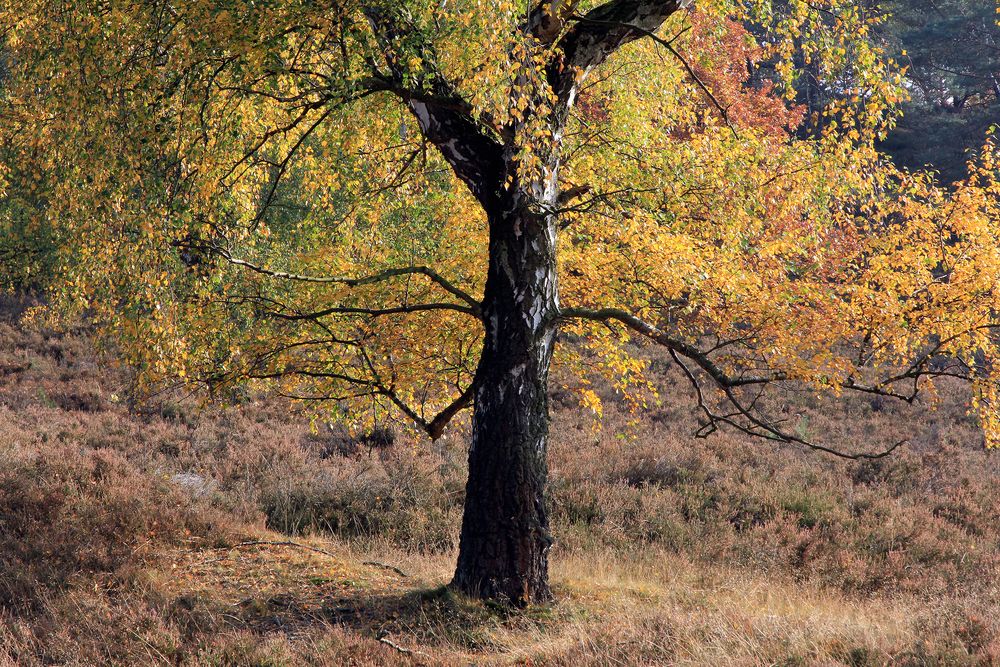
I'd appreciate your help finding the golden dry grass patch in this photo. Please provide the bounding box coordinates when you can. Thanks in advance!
[150,536,930,665]
[161,537,405,604]
[549,548,923,666]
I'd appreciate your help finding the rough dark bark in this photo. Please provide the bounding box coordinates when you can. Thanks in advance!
[451,197,560,606]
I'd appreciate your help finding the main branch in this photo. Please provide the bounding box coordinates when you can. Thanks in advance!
[549,0,686,109]
[363,6,506,208]
[202,245,483,317]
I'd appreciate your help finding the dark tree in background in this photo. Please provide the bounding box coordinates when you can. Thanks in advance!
[878,0,1000,181]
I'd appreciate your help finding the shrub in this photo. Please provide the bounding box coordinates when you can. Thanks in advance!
[0,445,214,612]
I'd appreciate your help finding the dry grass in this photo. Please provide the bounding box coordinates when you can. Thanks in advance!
[0,295,998,666]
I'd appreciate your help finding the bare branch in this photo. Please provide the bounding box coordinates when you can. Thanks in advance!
[669,349,908,461]
[561,305,912,460]
[202,245,483,316]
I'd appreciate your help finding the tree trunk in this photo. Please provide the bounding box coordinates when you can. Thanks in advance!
[451,196,559,606]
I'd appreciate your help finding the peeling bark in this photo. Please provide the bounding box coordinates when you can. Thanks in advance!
[451,198,559,606]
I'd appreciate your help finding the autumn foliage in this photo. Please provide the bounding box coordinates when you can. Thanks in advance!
[3,0,1000,604]
[0,0,995,444]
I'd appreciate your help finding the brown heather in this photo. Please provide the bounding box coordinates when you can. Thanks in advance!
[0,294,997,666]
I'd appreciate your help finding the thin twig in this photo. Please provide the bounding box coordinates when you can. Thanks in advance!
[377,635,427,657]
[221,540,339,559]
[363,560,409,577]
[568,15,739,138]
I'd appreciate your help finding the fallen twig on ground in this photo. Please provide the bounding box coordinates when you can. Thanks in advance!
[363,560,409,577]
[209,540,410,577]
[217,539,339,559]
[378,634,427,658]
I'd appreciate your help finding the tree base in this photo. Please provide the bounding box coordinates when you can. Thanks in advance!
[449,569,554,607]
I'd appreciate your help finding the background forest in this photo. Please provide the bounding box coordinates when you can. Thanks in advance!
[2,0,1000,665]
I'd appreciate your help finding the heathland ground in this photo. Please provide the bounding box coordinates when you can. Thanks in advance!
[1,294,997,666]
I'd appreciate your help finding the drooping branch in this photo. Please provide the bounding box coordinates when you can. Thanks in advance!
[667,348,908,461]
[558,305,955,460]
[560,306,783,387]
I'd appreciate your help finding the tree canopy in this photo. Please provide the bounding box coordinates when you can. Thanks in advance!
[3,0,997,443]
[3,0,1000,603]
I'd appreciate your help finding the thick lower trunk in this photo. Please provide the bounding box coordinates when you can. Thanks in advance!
[451,202,558,606]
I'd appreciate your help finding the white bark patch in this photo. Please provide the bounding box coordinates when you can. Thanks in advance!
[511,363,527,395]
[522,297,545,333]
[566,84,579,110]
[411,102,432,131]
[443,138,467,164]
[545,222,557,250]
